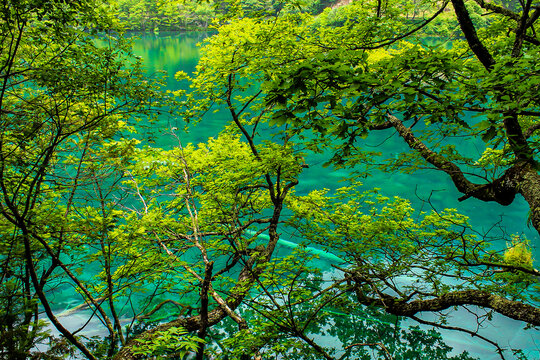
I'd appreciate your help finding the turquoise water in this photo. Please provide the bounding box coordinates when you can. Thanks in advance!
[123,32,538,359]
[132,31,537,250]
[47,32,538,359]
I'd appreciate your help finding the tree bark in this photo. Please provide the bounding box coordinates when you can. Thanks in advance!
[388,115,516,204]
[388,115,540,236]
[355,288,540,326]
[451,0,495,70]
[517,162,540,232]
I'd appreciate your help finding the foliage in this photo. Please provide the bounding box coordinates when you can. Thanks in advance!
[132,327,204,358]
[1,0,539,360]
[154,0,539,358]
[0,0,175,358]
[112,0,337,31]
[114,0,216,31]
[504,237,534,268]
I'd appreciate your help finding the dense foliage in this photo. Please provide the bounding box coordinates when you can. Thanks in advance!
[113,0,337,31]
[0,0,172,358]
[0,0,539,360]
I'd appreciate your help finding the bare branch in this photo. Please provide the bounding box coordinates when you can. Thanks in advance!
[345,343,393,360]
[409,315,507,360]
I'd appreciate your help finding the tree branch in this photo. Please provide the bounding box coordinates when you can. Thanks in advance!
[113,238,268,360]
[409,315,507,360]
[355,2,450,51]
[472,0,520,21]
[387,115,518,205]
[354,288,540,326]
[525,5,540,29]
[511,0,534,57]
[451,0,495,70]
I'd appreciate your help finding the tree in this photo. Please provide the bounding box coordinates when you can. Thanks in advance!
[2,0,539,359]
[112,0,341,31]
[114,0,217,31]
[113,1,539,359]
[263,0,540,234]
[0,0,173,358]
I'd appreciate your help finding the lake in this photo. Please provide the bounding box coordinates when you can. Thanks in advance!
[133,31,537,245]
[51,31,538,360]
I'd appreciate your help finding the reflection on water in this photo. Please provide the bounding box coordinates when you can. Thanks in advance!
[129,31,208,81]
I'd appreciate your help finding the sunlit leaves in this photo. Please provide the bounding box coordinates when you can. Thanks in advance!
[287,182,535,301]
[132,326,204,357]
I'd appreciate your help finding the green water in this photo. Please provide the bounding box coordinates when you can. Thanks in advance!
[50,32,538,359]
[133,32,537,248]
[127,32,538,359]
